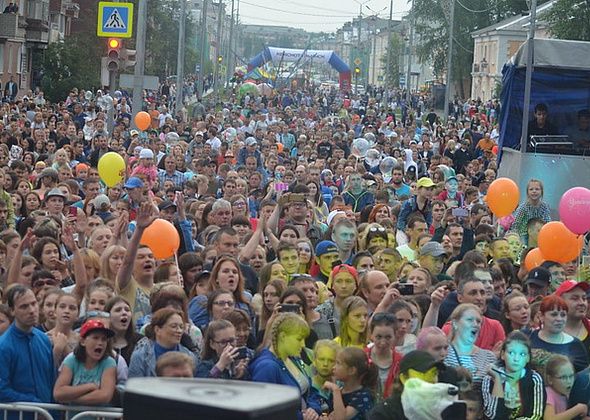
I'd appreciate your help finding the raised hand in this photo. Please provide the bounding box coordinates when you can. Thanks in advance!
[136,202,156,230]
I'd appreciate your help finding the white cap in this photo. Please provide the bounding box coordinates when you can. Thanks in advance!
[93,194,110,210]
[327,210,346,226]
[139,148,154,159]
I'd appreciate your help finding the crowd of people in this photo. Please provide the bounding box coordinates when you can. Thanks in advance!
[0,80,588,420]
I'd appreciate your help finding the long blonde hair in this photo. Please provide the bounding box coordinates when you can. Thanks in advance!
[338,296,368,347]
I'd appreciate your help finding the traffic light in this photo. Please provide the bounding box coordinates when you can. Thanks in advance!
[107,38,122,72]
[217,55,223,63]
[354,67,361,74]
[121,47,136,68]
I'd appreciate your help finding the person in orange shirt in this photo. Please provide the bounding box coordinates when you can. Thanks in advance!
[148,103,160,129]
[476,133,495,154]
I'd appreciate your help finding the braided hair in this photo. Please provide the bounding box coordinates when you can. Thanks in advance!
[267,312,310,358]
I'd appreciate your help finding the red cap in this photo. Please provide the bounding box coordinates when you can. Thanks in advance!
[555,280,590,297]
[79,319,114,339]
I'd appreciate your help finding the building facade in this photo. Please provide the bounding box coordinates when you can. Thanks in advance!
[0,0,78,96]
[470,0,555,100]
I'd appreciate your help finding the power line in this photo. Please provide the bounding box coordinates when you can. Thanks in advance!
[239,0,357,17]
[273,0,361,14]
[239,13,355,24]
[455,0,494,13]
[452,35,474,53]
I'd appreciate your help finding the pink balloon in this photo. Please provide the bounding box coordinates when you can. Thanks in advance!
[559,187,590,235]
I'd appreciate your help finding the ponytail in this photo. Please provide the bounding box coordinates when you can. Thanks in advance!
[340,347,379,391]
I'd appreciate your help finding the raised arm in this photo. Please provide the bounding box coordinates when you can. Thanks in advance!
[239,214,266,262]
[7,229,34,286]
[62,224,88,302]
[116,202,156,292]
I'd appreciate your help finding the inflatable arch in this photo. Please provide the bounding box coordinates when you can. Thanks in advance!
[247,46,351,91]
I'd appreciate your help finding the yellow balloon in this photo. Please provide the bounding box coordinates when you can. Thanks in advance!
[97,152,126,187]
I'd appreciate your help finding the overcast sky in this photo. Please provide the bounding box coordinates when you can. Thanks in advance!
[237,0,411,32]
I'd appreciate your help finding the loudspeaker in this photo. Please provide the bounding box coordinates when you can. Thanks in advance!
[124,378,301,420]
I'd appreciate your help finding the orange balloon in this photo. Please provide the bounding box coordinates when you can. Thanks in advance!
[538,221,583,263]
[486,178,520,217]
[134,111,151,131]
[276,143,284,153]
[524,248,545,271]
[140,218,180,259]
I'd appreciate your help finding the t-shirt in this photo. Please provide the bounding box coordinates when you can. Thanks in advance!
[336,388,374,420]
[62,353,117,386]
[118,279,152,328]
[545,386,567,414]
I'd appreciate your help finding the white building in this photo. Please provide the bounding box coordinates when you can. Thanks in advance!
[470,0,556,100]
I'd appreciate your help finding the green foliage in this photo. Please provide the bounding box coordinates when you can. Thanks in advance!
[144,0,199,77]
[41,33,102,102]
[381,33,403,86]
[410,0,535,97]
[542,0,590,40]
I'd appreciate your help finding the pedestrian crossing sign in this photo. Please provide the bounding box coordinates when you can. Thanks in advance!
[97,2,133,38]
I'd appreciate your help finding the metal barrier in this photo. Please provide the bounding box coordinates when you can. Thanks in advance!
[0,403,53,420]
[0,402,123,420]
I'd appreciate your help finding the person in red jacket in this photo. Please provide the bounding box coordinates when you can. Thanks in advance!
[365,312,403,399]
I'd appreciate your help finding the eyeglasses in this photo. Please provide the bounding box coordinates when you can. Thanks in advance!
[213,300,235,307]
[291,202,307,208]
[165,323,185,331]
[369,227,386,233]
[232,201,246,207]
[213,337,237,346]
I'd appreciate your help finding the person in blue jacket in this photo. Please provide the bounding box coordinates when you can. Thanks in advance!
[250,312,322,420]
[0,285,56,411]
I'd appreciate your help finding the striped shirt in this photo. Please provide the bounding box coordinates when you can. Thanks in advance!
[444,345,496,390]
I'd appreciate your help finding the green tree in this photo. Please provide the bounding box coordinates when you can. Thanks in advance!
[542,0,590,40]
[410,0,536,97]
[145,0,198,78]
[382,33,403,86]
[41,33,102,102]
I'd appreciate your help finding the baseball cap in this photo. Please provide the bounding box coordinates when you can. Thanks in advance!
[420,242,448,258]
[195,270,211,283]
[399,350,446,375]
[315,240,338,257]
[139,148,154,159]
[526,267,551,287]
[124,177,144,189]
[246,137,258,146]
[327,210,345,226]
[555,279,590,296]
[130,129,139,137]
[93,194,110,210]
[416,177,435,189]
[445,176,458,183]
[158,201,177,211]
[79,319,114,339]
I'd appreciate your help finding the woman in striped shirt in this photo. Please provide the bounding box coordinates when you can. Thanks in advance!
[444,303,496,390]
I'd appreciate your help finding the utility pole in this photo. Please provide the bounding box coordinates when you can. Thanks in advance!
[175,0,186,117]
[443,0,455,121]
[198,0,208,99]
[405,12,414,104]
[227,0,235,85]
[358,2,362,91]
[131,0,147,129]
[520,0,538,151]
[214,0,223,97]
[387,0,393,87]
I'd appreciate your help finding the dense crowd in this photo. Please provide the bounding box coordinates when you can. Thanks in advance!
[0,81,587,420]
